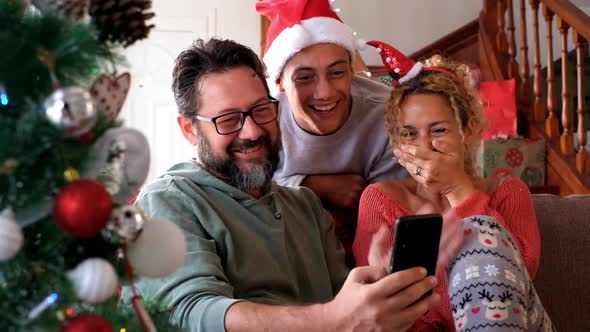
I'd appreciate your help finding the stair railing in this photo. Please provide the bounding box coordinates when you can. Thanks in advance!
[480,0,590,194]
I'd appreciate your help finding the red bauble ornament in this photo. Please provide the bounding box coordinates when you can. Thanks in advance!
[61,313,114,332]
[78,131,95,144]
[53,179,113,237]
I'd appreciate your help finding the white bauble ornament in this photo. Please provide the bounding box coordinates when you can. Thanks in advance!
[126,218,186,278]
[67,258,118,304]
[0,208,23,261]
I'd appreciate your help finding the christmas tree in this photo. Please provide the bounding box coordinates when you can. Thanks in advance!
[0,0,186,330]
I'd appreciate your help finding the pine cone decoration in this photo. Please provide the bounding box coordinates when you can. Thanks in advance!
[88,0,155,47]
[42,0,89,20]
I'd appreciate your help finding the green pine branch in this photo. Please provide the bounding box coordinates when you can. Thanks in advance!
[0,1,184,330]
[0,0,121,112]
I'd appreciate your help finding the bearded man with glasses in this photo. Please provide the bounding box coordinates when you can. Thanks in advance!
[130,38,438,332]
[191,96,280,195]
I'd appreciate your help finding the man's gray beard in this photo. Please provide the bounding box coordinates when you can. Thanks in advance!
[196,135,280,193]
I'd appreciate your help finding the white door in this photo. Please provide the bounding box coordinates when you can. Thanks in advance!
[120,0,260,182]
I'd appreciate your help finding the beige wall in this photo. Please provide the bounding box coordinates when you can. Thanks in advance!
[337,1,482,66]
[122,0,262,181]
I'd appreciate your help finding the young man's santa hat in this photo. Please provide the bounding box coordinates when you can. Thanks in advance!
[257,0,366,88]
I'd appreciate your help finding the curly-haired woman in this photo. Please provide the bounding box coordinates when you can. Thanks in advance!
[353,41,554,331]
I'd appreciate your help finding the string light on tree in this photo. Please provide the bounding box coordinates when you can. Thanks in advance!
[0,84,8,106]
[0,92,8,106]
[28,293,59,320]
[64,167,81,182]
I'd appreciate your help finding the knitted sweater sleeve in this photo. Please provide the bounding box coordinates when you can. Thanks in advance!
[353,185,403,267]
[453,178,541,277]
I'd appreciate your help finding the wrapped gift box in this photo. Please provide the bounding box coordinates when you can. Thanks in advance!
[476,138,546,186]
[479,79,518,139]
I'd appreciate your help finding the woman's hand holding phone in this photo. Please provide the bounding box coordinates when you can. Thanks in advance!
[369,207,463,275]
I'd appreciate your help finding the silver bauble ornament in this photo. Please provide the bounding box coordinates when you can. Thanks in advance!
[67,258,118,304]
[105,205,146,242]
[0,208,23,261]
[44,86,97,136]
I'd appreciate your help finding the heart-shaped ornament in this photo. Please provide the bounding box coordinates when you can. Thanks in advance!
[90,73,131,120]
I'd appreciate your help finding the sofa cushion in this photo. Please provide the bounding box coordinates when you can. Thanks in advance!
[532,194,590,332]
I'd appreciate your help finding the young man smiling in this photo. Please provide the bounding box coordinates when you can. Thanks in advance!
[257,0,407,258]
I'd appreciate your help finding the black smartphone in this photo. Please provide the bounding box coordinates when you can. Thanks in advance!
[389,213,443,277]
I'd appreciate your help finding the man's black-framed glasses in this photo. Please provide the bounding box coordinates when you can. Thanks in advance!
[194,97,279,135]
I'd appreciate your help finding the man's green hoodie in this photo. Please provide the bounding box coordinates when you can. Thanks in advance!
[132,161,349,331]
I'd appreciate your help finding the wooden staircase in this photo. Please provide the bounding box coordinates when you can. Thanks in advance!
[361,1,590,195]
[479,0,590,195]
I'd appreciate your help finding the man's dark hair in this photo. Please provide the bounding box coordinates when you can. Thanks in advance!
[172,38,269,118]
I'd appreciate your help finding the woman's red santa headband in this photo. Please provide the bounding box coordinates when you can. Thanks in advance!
[367,40,464,88]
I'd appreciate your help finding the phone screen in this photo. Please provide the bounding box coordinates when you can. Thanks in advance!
[389,213,442,276]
